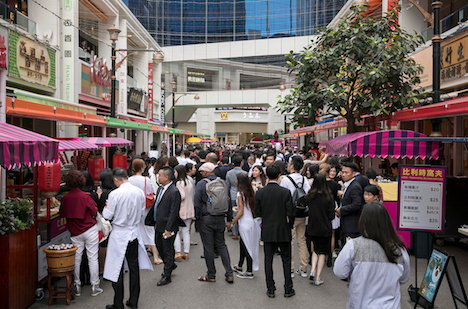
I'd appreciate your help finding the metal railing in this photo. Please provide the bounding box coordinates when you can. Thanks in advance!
[421,4,468,42]
[0,2,36,35]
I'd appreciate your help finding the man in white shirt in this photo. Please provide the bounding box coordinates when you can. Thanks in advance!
[247,155,261,177]
[280,156,311,278]
[175,148,187,166]
[104,168,153,309]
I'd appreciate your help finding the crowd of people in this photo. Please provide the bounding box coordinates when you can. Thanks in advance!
[60,143,410,309]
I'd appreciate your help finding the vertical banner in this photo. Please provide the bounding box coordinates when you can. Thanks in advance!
[148,63,153,121]
[160,88,165,123]
[397,165,446,233]
[62,0,74,102]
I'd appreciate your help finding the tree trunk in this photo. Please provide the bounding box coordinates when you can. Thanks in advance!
[345,113,358,133]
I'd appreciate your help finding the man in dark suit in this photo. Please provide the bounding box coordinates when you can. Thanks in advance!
[354,171,370,189]
[254,164,295,298]
[336,162,364,239]
[153,166,181,286]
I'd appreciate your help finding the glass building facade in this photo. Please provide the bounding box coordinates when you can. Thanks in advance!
[127,0,346,47]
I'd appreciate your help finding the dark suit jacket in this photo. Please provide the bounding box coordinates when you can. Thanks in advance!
[254,182,294,243]
[146,183,181,233]
[340,178,364,237]
[355,173,370,190]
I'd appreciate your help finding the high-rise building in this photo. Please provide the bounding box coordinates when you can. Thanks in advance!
[125,0,346,144]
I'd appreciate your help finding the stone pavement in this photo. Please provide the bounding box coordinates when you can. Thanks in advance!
[30,232,468,309]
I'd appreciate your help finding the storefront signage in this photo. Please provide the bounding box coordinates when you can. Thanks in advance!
[9,31,55,87]
[221,112,228,120]
[441,32,468,82]
[148,63,154,121]
[62,0,74,100]
[188,70,205,83]
[128,87,144,111]
[50,216,68,239]
[0,35,7,70]
[397,165,446,233]
[90,51,111,88]
[243,112,261,119]
[161,88,165,123]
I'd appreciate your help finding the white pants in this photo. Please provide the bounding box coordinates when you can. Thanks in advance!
[174,219,192,254]
[71,224,99,285]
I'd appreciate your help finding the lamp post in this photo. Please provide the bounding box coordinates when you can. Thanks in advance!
[107,24,121,119]
[431,1,443,137]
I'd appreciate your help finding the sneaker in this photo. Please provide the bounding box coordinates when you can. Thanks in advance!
[232,265,243,273]
[73,284,81,297]
[309,271,315,281]
[91,282,103,296]
[290,270,295,278]
[236,272,254,279]
[296,269,308,278]
[314,280,324,286]
[332,252,338,258]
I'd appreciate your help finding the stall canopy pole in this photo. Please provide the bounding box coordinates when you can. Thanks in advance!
[0,69,6,199]
[172,133,175,156]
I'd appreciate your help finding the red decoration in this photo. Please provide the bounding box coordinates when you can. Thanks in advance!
[88,157,105,181]
[38,163,61,197]
[113,152,127,169]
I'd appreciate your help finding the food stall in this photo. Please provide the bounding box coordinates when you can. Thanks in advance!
[0,122,59,309]
[322,130,443,248]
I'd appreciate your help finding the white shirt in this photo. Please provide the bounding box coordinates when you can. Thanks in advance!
[103,182,146,241]
[280,172,311,196]
[185,158,197,165]
[334,237,410,309]
[148,150,159,159]
[342,177,356,197]
[148,166,155,176]
[156,181,173,205]
[176,157,187,166]
[128,175,154,195]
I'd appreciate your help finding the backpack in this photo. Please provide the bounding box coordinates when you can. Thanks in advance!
[203,177,230,215]
[286,175,309,218]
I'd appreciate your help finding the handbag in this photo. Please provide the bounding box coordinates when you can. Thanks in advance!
[145,177,155,208]
[96,213,112,243]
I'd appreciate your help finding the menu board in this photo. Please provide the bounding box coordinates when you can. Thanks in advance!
[397,165,446,232]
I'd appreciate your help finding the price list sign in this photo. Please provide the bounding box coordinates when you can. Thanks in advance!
[398,165,446,233]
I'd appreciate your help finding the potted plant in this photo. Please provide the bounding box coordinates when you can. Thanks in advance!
[0,198,37,309]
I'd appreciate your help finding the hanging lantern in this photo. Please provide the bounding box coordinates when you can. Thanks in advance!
[88,156,105,181]
[38,163,61,198]
[113,151,127,169]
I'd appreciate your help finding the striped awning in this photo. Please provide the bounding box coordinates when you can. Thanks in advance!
[0,122,59,169]
[58,140,100,151]
[324,130,442,160]
[73,137,133,147]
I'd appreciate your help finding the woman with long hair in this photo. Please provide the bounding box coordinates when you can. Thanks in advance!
[230,173,260,279]
[319,163,341,266]
[334,202,410,309]
[302,163,319,187]
[174,165,195,260]
[128,158,161,264]
[301,173,335,286]
[250,165,267,192]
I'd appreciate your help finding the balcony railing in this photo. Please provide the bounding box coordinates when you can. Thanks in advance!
[0,2,36,35]
[421,4,468,42]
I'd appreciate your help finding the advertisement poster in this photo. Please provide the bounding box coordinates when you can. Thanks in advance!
[398,165,446,232]
[419,249,449,303]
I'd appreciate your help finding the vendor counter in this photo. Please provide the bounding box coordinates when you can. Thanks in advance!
[379,182,412,249]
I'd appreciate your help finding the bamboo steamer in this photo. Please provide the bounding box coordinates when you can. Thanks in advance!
[43,246,78,273]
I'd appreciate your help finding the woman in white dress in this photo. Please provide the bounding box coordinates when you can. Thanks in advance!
[230,173,260,279]
[173,165,195,260]
[128,158,162,264]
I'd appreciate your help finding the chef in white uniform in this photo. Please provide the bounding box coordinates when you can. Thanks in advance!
[103,168,153,309]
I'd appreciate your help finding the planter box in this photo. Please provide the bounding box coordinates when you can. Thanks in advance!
[0,226,37,309]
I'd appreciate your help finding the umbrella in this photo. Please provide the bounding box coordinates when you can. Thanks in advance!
[186,137,201,143]
[250,137,263,143]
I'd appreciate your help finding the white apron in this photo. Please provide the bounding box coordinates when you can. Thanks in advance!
[103,224,153,283]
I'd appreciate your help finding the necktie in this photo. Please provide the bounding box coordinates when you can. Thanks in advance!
[153,186,163,221]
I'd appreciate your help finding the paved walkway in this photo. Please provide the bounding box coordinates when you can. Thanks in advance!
[31,233,468,309]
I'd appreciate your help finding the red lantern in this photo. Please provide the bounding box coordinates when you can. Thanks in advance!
[113,152,127,169]
[38,163,61,197]
[88,157,105,181]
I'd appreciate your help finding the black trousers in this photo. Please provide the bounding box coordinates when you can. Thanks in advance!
[199,215,233,280]
[155,231,176,278]
[238,237,253,273]
[264,241,293,292]
[112,239,140,309]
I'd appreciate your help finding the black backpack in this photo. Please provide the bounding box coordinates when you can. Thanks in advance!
[286,175,309,218]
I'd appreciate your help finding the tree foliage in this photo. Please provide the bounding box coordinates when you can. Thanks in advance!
[277,6,426,133]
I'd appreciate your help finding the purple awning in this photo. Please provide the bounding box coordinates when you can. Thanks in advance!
[323,130,442,159]
[0,122,59,169]
[58,140,100,151]
[72,137,133,147]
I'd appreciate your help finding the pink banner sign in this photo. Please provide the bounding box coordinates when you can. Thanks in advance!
[148,63,153,122]
[398,165,446,233]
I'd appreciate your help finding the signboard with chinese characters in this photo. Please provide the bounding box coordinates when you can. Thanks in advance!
[61,0,74,100]
[9,30,56,88]
[397,165,446,233]
[148,63,154,121]
[441,31,468,82]
[160,88,165,123]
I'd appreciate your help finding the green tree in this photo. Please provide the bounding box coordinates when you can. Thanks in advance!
[278,6,426,133]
